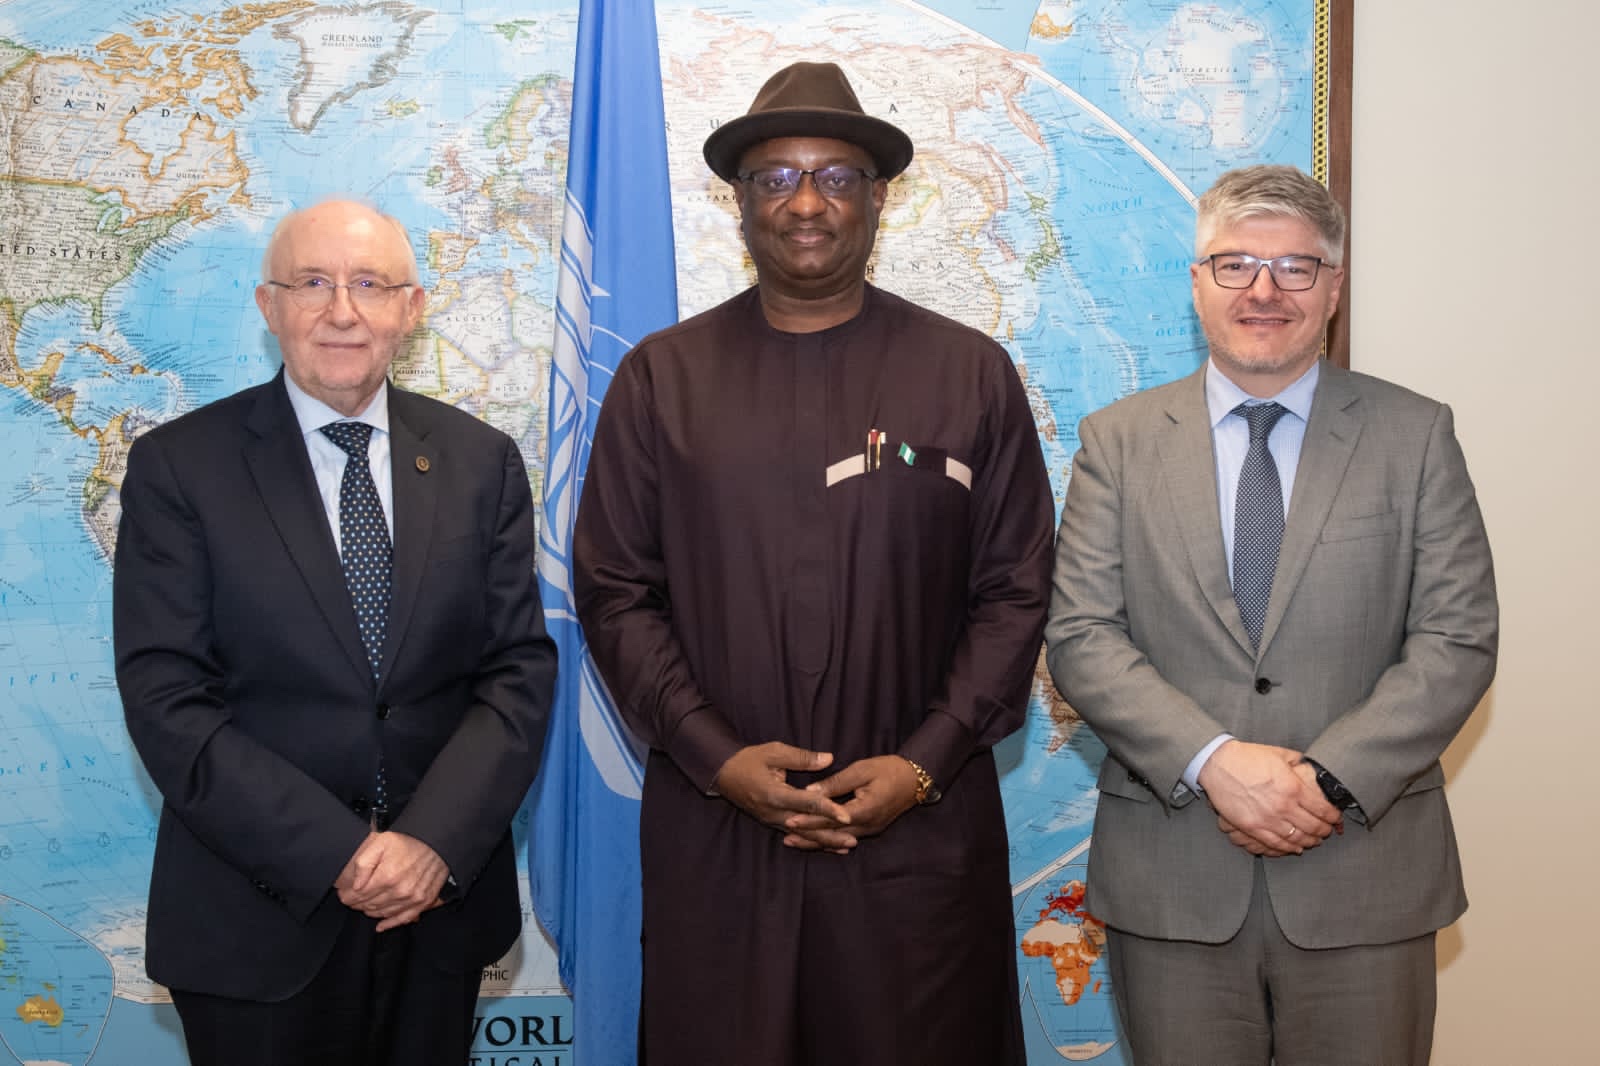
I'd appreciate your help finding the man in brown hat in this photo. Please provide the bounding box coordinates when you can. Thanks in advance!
[573,62,1053,1064]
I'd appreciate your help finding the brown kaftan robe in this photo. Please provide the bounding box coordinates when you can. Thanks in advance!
[575,284,1054,1066]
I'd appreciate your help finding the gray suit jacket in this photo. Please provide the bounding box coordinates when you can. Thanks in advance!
[1044,361,1497,949]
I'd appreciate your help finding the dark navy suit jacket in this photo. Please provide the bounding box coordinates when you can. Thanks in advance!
[114,371,556,1001]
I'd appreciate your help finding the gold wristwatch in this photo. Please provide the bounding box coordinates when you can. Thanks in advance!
[902,757,942,805]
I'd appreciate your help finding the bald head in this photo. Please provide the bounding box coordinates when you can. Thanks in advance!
[254,198,426,417]
[261,199,419,284]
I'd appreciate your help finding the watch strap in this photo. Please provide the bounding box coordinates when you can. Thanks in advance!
[1304,758,1358,811]
[900,757,942,805]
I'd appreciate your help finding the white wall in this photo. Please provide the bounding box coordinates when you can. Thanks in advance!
[1351,4,1599,1060]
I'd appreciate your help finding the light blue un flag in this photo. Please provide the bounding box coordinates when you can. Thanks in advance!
[530,0,678,1059]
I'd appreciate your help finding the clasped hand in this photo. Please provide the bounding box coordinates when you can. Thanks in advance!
[1197,740,1343,857]
[711,743,922,854]
[335,830,451,931]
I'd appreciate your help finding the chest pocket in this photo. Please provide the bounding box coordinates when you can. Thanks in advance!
[901,445,971,490]
[1319,507,1400,543]
[825,440,973,490]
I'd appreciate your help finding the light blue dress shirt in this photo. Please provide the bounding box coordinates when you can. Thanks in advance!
[1181,358,1320,792]
[282,375,395,553]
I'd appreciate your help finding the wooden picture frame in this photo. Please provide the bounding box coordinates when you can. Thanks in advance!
[1326,0,1354,367]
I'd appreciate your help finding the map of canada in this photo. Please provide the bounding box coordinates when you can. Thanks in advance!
[0,1,1320,1062]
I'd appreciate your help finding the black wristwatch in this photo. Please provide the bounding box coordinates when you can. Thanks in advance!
[1305,758,1358,811]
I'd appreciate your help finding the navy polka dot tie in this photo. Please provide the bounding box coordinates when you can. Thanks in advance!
[321,421,391,678]
[1232,402,1287,649]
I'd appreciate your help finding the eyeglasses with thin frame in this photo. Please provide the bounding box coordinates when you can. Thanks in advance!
[736,165,879,201]
[1198,253,1328,292]
[265,277,416,311]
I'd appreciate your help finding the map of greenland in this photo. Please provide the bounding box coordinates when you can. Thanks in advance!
[274,2,431,132]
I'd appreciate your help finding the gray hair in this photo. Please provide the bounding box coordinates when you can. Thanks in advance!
[1194,165,1345,265]
[259,198,419,282]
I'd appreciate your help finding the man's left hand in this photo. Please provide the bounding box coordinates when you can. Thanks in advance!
[335,831,451,931]
[781,755,922,852]
[1215,761,1343,857]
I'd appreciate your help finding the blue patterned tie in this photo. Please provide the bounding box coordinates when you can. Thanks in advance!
[1232,402,1287,648]
[322,421,392,818]
[321,421,392,678]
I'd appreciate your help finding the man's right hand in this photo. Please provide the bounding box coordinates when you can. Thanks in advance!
[1196,740,1341,856]
[711,743,855,852]
[335,830,451,931]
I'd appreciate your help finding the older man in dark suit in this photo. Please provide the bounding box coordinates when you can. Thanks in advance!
[114,198,555,1066]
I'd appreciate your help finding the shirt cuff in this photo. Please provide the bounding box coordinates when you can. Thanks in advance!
[1181,733,1234,795]
[666,705,747,795]
[898,709,976,794]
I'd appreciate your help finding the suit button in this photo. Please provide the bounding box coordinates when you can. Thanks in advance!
[376,704,391,720]
[352,794,370,816]
[1255,677,1273,694]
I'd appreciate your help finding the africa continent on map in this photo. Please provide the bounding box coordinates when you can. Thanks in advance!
[0,1,1320,1062]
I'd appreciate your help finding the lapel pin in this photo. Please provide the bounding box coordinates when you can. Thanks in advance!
[415,456,430,473]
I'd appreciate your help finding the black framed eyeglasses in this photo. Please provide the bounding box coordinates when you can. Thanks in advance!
[736,165,879,201]
[1198,253,1327,292]
[265,277,415,310]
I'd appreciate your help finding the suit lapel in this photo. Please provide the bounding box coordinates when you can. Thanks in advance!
[244,373,372,682]
[382,387,438,688]
[1258,362,1364,654]
[1156,367,1257,656]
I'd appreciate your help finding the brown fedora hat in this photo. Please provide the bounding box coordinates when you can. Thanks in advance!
[703,61,914,182]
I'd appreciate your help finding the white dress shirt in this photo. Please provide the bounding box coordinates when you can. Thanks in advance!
[1181,358,1320,791]
[282,375,395,553]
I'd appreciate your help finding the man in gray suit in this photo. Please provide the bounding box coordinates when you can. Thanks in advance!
[1045,165,1497,1065]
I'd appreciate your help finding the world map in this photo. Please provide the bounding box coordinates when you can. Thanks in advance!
[0,1,1322,1062]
